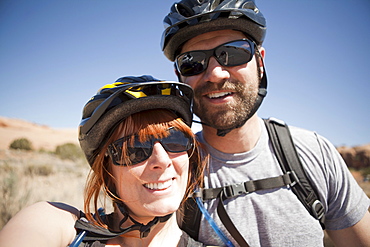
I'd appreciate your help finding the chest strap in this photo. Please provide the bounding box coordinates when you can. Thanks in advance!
[196,171,298,201]
[193,171,298,247]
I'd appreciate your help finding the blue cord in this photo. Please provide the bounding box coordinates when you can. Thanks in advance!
[195,197,234,247]
[69,208,105,247]
[69,231,86,247]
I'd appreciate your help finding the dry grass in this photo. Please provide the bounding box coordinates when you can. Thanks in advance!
[0,149,89,228]
[1,149,369,247]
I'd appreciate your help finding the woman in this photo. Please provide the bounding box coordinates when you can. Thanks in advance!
[0,75,206,247]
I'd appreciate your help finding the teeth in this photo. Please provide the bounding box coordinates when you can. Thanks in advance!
[144,180,173,190]
[207,92,232,99]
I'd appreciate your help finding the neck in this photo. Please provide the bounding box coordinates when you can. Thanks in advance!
[202,114,261,153]
[109,213,182,247]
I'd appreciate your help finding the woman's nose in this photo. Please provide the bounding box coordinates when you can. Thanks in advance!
[147,142,171,169]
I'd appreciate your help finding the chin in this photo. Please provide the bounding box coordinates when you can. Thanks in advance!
[145,200,182,216]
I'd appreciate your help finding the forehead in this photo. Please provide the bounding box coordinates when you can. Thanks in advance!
[181,30,247,53]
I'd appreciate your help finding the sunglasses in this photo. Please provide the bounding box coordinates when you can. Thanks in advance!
[107,127,193,166]
[175,39,256,77]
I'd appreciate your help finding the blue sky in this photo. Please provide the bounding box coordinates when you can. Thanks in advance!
[1,0,369,147]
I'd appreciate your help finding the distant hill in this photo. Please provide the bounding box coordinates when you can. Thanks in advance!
[0,116,369,169]
[337,144,370,170]
[0,116,78,151]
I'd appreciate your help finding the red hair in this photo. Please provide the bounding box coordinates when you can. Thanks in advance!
[83,109,205,227]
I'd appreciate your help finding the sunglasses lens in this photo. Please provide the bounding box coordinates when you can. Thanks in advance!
[161,129,192,152]
[215,40,253,66]
[126,143,152,166]
[109,129,192,166]
[176,52,207,76]
[176,39,254,76]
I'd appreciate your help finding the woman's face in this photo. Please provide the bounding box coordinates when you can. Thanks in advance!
[111,138,189,221]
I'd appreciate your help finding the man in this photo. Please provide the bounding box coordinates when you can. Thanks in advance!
[161,0,370,246]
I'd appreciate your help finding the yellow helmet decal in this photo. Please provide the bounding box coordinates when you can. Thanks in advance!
[98,82,125,92]
[161,87,171,95]
[126,84,172,98]
[97,82,173,99]
[125,90,148,98]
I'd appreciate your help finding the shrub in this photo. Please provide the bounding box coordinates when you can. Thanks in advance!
[24,164,54,177]
[0,166,30,228]
[361,166,370,178]
[55,143,84,161]
[9,138,33,151]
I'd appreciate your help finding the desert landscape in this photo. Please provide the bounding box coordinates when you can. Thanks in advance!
[0,116,90,228]
[0,116,369,246]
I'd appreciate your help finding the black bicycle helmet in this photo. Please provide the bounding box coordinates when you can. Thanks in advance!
[161,0,267,61]
[78,75,194,167]
[161,0,267,136]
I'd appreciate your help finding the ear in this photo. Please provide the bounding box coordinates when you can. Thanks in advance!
[258,46,265,59]
[257,47,266,77]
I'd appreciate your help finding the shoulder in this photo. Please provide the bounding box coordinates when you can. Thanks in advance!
[0,201,79,247]
[284,122,369,230]
[11,201,79,224]
[287,124,346,172]
[263,118,337,164]
[286,123,339,161]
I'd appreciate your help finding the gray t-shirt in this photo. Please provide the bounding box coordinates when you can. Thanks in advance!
[196,118,370,246]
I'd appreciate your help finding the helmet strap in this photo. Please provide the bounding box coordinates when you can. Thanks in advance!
[216,56,267,136]
[115,201,173,238]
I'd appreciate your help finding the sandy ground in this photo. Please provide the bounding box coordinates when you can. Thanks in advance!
[0,116,90,228]
[0,116,78,151]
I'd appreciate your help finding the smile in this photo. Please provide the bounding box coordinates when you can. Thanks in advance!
[143,179,173,190]
[206,91,233,99]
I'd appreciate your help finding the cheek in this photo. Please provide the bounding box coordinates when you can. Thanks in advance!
[111,166,143,199]
[234,62,258,82]
[181,76,198,89]
[172,154,190,184]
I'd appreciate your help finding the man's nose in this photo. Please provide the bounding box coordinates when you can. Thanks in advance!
[202,56,231,83]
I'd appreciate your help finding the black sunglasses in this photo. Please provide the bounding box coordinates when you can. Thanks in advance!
[107,127,193,166]
[175,39,256,77]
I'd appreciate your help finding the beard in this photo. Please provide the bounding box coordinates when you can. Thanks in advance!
[193,76,260,130]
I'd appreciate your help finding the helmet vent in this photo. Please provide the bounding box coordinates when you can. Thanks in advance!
[241,1,259,13]
[175,3,194,17]
[210,0,223,11]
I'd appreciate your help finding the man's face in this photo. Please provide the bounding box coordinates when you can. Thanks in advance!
[178,30,264,130]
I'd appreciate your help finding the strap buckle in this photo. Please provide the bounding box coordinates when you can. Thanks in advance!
[222,182,248,199]
[192,188,204,199]
[286,171,299,187]
[312,200,325,220]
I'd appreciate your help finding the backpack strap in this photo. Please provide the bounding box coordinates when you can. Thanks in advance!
[182,168,299,246]
[202,171,299,246]
[264,118,325,228]
[180,197,202,240]
[179,118,326,245]
[75,219,117,241]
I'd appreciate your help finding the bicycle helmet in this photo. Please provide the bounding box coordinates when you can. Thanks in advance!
[161,0,267,61]
[161,0,267,137]
[79,75,194,166]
